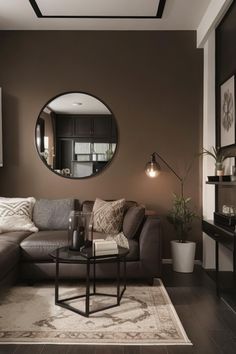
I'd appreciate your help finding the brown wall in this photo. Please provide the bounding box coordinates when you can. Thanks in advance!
[0,31,203,259]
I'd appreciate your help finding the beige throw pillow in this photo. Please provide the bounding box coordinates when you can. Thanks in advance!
[0,197,38,233]
[93,198,126,234]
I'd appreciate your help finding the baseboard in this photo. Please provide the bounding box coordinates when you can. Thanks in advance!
[162,259,202,265]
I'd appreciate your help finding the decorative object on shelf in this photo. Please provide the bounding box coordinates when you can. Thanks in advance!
[68,211,93,251]
[201,146,227,176]
[222,204,235,216]
[145,151,197,273]
[220,75,235,148]
[214,211,236,228]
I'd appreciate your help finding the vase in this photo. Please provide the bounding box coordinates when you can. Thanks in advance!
[215,162,224,176]
[68,211,93,251]
[171,240,196,273]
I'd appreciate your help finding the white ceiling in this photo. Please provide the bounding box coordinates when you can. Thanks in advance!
[47,93,111,115]
[0,0,211,30]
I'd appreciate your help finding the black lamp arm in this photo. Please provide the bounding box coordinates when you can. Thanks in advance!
[152,152,184,197]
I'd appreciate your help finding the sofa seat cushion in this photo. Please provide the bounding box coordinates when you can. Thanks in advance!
[0,231,32,244]
[20,230,139,262]
[0,241,19,280]
[20,230,68,261]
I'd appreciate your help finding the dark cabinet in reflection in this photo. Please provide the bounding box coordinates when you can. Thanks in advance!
[56,116,74,137]
[74,116,93,137]
[93,116,111,138]
[56,114,113,139]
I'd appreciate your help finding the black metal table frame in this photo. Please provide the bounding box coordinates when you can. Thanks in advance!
[54,249,127,317]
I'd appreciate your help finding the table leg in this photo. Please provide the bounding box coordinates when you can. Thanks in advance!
[124,256,127,292]
[117,258,120,305]
[215,240,219,297]
[86,260,90,316]
[233,237,236,277]
[93,259,96,294]
[55,250,59,303]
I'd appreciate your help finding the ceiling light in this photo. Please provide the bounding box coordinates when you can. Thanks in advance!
[72,102,83,106]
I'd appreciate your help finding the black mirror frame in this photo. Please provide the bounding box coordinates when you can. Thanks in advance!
[35,91,119,179]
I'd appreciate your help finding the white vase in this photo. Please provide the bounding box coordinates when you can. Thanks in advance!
[171,240,196,273]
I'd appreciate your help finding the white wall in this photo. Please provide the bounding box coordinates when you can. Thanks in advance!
[202,32,216,269]
[200,0,234,271]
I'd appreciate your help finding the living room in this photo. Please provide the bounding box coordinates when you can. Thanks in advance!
[0,0,236,353]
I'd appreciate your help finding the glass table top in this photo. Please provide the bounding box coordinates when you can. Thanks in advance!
[50,246,129,263]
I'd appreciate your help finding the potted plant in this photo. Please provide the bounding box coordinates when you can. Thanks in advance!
[167,194,197,273]
[201,146,227,176]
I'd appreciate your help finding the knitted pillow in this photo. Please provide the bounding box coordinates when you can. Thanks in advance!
[0,197,38,233]
[93,198,126,234]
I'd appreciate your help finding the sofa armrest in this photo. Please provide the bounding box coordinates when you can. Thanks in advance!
[139,215,162,277]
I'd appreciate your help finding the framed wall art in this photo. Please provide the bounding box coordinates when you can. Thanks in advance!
[220,75,235,148]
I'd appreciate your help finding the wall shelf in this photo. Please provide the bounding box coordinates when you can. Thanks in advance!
[206,181,236,185]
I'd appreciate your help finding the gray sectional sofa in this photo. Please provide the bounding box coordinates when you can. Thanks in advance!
[0,199,162,287]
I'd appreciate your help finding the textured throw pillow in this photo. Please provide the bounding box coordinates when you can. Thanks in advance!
[123,205,145,239]
[33,199,75,230]
[0,197,38,234]
[106,232,129,249]
[93,198,126,234]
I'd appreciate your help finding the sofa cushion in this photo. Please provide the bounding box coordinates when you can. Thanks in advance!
[92,198,126,234]
[0,241,19,280]
[0,231,32,244]
[123,206,145,239]
[127,239,139,261]
[20,230,68,261]
[0,197,38,234]
[82,200,137,213]
[33,199,75,230]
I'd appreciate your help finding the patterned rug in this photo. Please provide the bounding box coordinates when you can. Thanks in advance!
[0,279,191,345]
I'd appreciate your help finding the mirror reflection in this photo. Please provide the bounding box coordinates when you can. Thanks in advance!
[35,92,118,178]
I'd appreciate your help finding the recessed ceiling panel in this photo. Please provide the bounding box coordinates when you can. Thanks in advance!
[30,0,165,18]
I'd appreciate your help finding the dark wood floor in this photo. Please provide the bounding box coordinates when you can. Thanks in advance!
[1,265,236,354]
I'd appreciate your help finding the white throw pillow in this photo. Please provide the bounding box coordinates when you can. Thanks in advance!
[92,198,126,234]
[0,197,38,233]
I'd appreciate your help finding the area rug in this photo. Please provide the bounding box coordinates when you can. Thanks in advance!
[0,279,191,345]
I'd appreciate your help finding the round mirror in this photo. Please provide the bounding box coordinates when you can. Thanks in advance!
[35,92,118,178]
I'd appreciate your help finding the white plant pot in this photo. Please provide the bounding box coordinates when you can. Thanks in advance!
[171,240,196,273]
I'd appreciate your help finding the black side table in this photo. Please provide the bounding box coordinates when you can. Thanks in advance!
[202,219,236,309]
[50,246,129,317]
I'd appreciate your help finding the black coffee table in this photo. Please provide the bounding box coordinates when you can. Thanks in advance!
[50,246,129,317]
